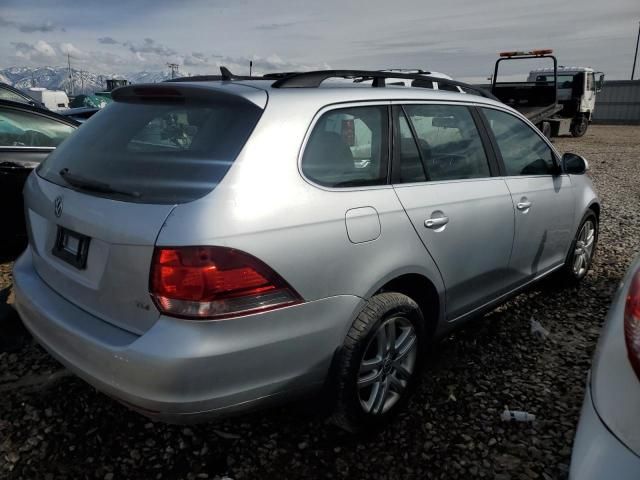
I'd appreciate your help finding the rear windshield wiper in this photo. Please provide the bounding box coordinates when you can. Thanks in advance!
[59,168,141,198]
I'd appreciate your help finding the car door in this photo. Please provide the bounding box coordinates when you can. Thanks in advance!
[391,103,516,320]
[479,107,575,282]
[0,102,77,246]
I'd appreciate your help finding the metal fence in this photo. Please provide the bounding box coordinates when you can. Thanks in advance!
[592,80,640,125]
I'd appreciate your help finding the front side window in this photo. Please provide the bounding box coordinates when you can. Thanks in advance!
[482,108,556,176]
[0,108,75,148]
[401,104,490,182]
[301,105,388,187]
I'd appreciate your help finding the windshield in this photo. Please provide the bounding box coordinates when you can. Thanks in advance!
[38,97,263,204]
[534,74,576,89]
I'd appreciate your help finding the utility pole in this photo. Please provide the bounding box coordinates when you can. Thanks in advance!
[67,53,74,95]
[249,60,253,77]
[632,21,640,80]
[167,63,179,79]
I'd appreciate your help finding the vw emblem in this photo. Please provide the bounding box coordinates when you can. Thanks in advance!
[54,196,63,218]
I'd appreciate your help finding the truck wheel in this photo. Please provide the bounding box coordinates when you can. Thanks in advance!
[570,116,588,137]
[539,121,551,138]
[331,292,426,433]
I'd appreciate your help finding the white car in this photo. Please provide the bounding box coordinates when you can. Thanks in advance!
[570,254,640,478]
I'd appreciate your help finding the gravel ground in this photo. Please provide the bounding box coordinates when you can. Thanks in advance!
[1,125,639,480]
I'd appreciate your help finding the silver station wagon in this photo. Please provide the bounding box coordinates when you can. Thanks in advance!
[13,69,599,432]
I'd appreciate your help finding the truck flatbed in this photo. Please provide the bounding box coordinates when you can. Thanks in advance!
[516,104,563,124]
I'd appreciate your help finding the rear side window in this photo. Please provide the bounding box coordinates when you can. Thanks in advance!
[38,98,262,204]
[402,104,490,181]
[0,108,75,148]
[481,108,556,176]
[0,87,32,104]
[301,105,388,187]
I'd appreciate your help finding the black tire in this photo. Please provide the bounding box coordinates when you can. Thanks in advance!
[555,210,598,285]
[331,292,426,433]
[570,116,588,137]
[539,121,551,139]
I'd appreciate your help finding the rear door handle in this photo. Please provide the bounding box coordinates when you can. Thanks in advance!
[517,201,532,210]
[424,216,450,229]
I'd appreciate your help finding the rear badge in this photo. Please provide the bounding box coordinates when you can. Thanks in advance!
[54,196,63,218]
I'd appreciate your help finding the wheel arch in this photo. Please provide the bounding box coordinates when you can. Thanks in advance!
[372,273,442,337]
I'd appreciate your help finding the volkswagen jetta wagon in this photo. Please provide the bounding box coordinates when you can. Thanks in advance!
[13,69,599,432]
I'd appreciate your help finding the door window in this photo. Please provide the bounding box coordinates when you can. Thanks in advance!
[0,108,75,148]
[395,110,427,183]
[400,104,490,181]
[0,87,32,104]
[301,105,388,187]
[482,108,556,176]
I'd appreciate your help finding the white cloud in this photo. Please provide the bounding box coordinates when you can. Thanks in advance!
[60,42,88,59]
[12,40,57,63]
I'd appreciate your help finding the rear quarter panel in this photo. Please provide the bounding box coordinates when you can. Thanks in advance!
[155,95,447,332]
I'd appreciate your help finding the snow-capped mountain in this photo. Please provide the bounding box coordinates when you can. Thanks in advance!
[0,66,189,94]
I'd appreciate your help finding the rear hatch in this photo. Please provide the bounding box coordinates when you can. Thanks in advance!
[25,83,266,335]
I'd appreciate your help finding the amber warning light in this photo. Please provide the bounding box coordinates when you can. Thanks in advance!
[499,49,554,57]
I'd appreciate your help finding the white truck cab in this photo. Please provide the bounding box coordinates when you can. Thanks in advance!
[26,88,70,112]
[527,66,605,136]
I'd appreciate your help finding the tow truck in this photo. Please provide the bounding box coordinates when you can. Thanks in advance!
[491,49,604,137]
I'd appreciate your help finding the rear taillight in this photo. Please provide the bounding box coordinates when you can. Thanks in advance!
[150,246,302,319]
[624,268,640,381]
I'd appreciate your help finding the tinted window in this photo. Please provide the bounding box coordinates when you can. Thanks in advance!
[482,108,556,176]
[395,110,426,183]
[403,104,490,181]
[536,74,575,89]
[301,106,388,187]
[38,99,262,204]
[0,108,75,148]
[0,87,31,104]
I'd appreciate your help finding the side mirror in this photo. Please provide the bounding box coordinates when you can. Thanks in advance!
[596,73,605,93]
[562,153,589,175]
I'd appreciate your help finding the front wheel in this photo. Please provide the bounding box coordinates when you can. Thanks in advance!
[331,293,425,433]
[570,116,589,137]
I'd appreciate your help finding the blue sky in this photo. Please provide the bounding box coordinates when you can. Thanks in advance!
[1,0,639,81]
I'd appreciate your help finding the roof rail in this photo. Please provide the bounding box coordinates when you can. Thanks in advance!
[166,66,272,83]
[270,70,497,100]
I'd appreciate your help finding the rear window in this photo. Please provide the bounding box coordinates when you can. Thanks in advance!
[38,97,262,204]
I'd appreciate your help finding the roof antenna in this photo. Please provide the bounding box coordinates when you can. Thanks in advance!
[220,66,234,81]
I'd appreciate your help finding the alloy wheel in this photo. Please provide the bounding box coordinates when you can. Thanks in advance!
[357,316,418,415]
[573,219,595,277]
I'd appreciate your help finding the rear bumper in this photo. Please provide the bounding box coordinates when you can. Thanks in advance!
[13,247,363,422]
[569,382,640,480]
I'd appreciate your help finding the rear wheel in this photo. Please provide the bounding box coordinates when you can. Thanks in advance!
[570,116,589,137]
[331,292,425,433]
[555,211,598,284]
[539,121,551,138]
